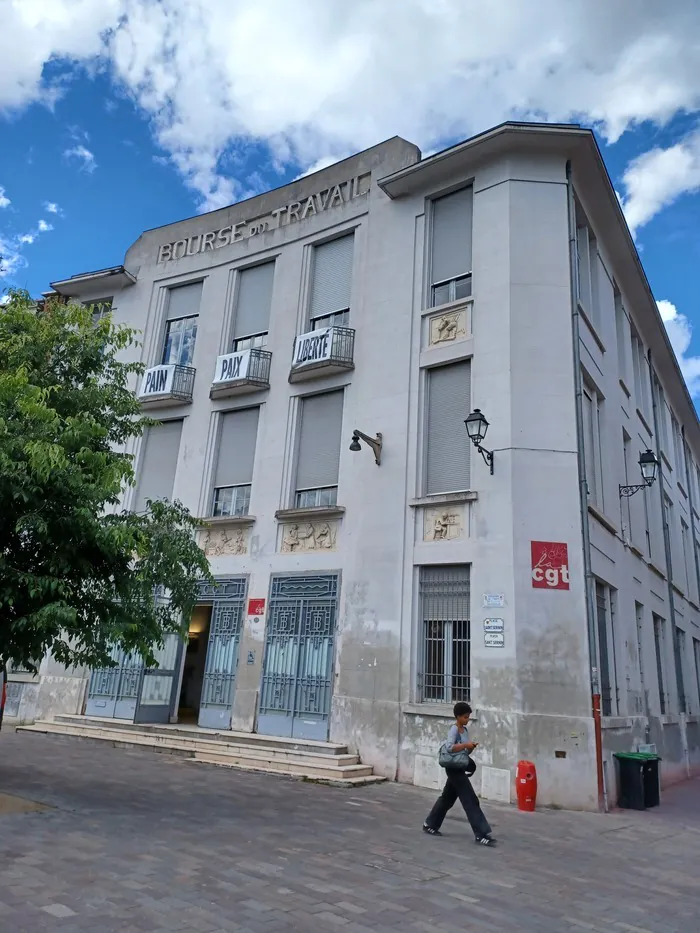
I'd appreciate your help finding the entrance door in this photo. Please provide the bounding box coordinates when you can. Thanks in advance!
[86,648,144,720]
[134,633,183,724]
[198,596,245,730]
[257,574,338,741]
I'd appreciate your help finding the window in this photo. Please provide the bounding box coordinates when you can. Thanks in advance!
[673,626,687,714]
[133,420,183,515]
[614,287,627,382]
[309,235,354,330]
[295,391,344,508]
[663,494,676,581]
[694,639,700,714]
[211,408,259,517]
[430,187,473,307]
[681,519,692,597]
[425,361,471,495]
[162,282,202,367]
[576,212,599,327]
[654,379,669,454]
[232,262,275,351]
[88,296,113,322]
[595,582,617,716]
[630,328,650,418]
[671,415,683,477]
[622,430,633,540]
[653,614,667,714]
[418,565,471,703]
[582,382,604,509]
[635,602,647,715]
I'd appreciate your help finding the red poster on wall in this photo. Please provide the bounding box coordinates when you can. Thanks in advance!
[247,598,266,616]
[531,541,570,590]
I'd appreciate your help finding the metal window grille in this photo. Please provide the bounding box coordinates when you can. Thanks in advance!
[595,582,614,716]
[213,484,251,518]
[674,627,687,714]
[653,614,667,715]
[418,565,470,703]
[294,486,338,509]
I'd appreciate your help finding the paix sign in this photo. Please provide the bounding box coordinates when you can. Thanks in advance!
[531,541,570,590]
[213,349,251,384]
[292,327,333,369]
[140,364,175,397]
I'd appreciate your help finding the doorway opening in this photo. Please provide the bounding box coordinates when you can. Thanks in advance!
[178,605,211,723]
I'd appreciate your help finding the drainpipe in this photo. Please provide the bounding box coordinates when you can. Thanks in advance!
[566,161,607,812]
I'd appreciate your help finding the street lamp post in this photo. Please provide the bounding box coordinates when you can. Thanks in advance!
[464,408,494,475]
[619,449,659,498]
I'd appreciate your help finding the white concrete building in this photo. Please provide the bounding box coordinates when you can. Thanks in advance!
[15,122,700,810]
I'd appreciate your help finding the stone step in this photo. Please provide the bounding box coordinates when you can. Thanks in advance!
[53,714,350,756]
[18,721,385,787]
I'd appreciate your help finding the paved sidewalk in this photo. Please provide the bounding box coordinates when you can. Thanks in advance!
[1,731,699,933]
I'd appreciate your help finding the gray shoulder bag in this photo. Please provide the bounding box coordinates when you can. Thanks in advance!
[438,742,476,773]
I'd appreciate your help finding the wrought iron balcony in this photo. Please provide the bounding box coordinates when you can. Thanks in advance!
[289,326,355,383]
[210,347,272,399]
[138,363,195,407]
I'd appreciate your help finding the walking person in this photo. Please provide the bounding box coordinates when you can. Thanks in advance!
[423,701,497,845]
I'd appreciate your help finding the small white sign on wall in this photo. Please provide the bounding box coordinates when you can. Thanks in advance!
[484,632,505,648]
[483,618,504,633]
[482,593,505,609]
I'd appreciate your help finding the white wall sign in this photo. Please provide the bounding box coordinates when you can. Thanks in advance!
[291,327,333,369]
[140,364,175,396]
[484,632,505,648]
[157,173,371,263]
[483,618,504,633]
[213,349,251,384]
[482,593,505,609]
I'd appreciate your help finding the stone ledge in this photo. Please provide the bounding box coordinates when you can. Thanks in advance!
[409,491,478,508]
[275,506,346,522]
[199,515,257,526]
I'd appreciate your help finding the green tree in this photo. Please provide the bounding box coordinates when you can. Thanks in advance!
[0,289,211,672]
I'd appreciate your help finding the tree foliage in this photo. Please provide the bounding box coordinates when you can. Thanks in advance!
[0,289,212,671]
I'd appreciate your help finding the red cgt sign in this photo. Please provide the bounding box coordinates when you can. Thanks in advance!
[247,598,266,616]
[531,541,570,590]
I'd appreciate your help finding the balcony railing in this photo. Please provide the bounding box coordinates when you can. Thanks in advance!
[289,326,355,383]
[210,347,272,399]
[138,363,195,407]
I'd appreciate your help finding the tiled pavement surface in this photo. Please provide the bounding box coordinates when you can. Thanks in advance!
[1,732,699,933]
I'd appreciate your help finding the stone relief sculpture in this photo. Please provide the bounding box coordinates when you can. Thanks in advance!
[281,521,337,552]
[424,508,463,542]
[201,526,247,557]
[429,309,467,345]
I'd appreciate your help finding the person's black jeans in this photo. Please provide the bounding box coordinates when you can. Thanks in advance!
[425,768,492,837]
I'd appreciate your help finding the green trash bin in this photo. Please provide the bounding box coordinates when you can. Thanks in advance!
[614,752,661,810]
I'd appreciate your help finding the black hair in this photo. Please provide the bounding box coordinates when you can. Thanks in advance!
[453,701,472,718]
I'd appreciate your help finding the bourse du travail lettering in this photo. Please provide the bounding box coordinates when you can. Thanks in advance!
[157,173,371,263]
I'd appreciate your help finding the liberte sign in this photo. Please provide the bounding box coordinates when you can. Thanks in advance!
[158,173,371,263]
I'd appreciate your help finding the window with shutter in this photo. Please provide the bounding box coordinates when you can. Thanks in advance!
[233,263,275,351]
[295,391,344,508]
[430,188,473,306]
[162,282,203,366]
[309,235,354,330]
[133,420,183,514]
[425,361,471,495]
[211,408,260,517]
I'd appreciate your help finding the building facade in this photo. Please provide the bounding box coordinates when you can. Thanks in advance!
[19,122,700,810]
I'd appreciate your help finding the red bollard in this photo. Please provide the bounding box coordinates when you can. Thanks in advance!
[516,760,537,812]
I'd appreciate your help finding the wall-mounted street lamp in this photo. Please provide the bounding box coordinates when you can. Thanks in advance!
[464,408,494,475]
[619,449,659,498]
[349,429,383,466]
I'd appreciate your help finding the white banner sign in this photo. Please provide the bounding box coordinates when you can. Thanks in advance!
[213,350,251,384]
[292,327,333,370]
[140,364,175,397]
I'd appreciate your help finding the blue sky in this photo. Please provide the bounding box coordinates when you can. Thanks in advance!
[1,1,700,392]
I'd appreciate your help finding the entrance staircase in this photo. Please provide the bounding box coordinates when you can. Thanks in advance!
[17,715,385,787]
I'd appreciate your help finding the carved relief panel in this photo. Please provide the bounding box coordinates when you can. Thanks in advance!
[428,307,468,347]
[422,505,466,542]
[280,521,338,553]
[200,525,248,557]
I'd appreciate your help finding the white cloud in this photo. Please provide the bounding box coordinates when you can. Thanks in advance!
[1,216,56,281]
[64,144,97,172]
[43,201,61,214]
[37,219,53,232]
[621,131,700,235]
[18,233,35,245]
[2,1,700,210]
[0,186,10,209]
[658,299,700,397]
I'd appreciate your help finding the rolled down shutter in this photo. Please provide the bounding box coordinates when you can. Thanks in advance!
[214,408,259,488]
[309,235,354,319]
[167,281,203,320]
[431,187,473,284]
[296,391,344,490]
[133,420,183,513]
[426,361,471,494]
[234,263,275,339]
